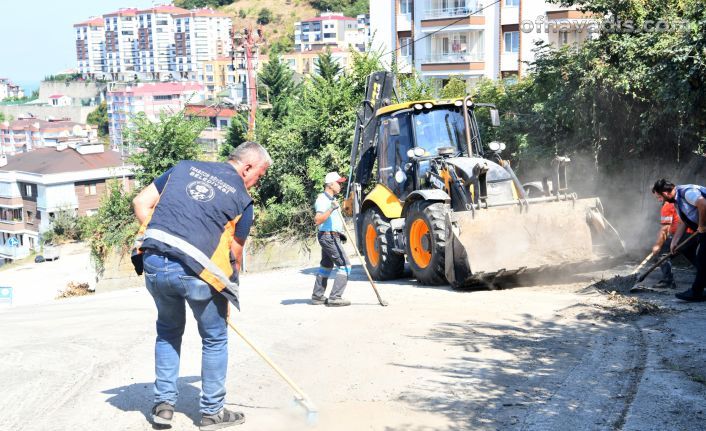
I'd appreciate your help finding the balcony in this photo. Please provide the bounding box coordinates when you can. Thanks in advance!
[424,1,484,20]
[501,52,519,71]
[421,52,484,73]
[396,12,412,32]
[424,51,483,63]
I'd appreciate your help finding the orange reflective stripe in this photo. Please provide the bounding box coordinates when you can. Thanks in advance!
[210,217,240,280]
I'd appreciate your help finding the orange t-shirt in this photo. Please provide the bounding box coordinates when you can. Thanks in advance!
[661,202,692,235]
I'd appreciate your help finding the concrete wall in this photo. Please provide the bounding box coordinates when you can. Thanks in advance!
[95,234,359,293]
[38,81,106,104]
[0,105,96,123]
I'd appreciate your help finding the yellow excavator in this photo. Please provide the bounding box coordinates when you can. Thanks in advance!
[346,72,624,287]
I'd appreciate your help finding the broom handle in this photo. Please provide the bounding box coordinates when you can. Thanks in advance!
[226,317,312,404]
[337,209,388,305]
[637,231,699,282]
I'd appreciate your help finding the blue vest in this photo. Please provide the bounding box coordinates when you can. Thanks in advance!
[675,184,706,231]
[141,160,252,309]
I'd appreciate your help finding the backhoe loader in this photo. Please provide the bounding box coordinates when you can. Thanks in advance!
[346,71,624,288]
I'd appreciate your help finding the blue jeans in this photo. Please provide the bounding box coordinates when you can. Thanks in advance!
[143,251,229,415]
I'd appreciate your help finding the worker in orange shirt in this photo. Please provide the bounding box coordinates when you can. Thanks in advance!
[651,191,694,288]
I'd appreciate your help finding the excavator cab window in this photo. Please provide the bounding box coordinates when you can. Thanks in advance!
[378,113,414,199]
[412,108,467,157]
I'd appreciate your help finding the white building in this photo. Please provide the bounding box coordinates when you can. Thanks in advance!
[0,145,134,261]
[0,78,25,101]
[76,6,232,83]
[135,5,190,81]
[103,8,139,81]
[371,0,595,87]
[294,12,360,52]
[106,81,204,149]
[74,17,105,79]
[173,8,233,81]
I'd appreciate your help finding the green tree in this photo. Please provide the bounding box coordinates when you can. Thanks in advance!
[126,109,208,186]
[258,54,298,123]
[257,8,273,25]
[220,112,249,160]
[315,48,342,83]
[440,76,467,99]
[86,101,109,136]
[84,180,138,276]
[398,70,435,101]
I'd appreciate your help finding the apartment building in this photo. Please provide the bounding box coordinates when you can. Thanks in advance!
[74,17,105,79]
[0,117,98,156]
[371,0,595,87]
[0,78,25,101]
[294,12,361,52]
[134,5,189,81]
[0,144,133,260]
[281,48,354,76]
[173,8,233,81]
[76,6,232,82]
[200,56,255,103]
[103,8,139,81]
[106,81,204,149]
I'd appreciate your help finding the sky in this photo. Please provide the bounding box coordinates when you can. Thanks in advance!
[0,0,157,93]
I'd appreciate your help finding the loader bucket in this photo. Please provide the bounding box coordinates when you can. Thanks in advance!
[444,198,622,287]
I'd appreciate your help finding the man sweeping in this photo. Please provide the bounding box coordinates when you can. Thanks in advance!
[311,171,351,306]
[653,179,706,302]
[133,142,271,429]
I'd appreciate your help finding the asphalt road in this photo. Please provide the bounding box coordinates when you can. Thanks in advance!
[0,257,704,431]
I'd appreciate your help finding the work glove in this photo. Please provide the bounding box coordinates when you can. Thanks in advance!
[330,201,340,211]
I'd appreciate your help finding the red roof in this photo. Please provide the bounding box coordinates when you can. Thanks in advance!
[103,8,138,17]
[185,105,237,118]
[173,8,230,18]
[74,17,105,28]
[137,5,189,15]
[48,94,67,99]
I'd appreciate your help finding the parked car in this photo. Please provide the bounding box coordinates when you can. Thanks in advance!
[34,255,45,263]
[42,244,60,261]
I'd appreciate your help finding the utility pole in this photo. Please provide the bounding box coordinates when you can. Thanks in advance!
[231,25,264,134]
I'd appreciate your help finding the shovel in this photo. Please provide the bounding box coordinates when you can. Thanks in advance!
[630,231,699,291]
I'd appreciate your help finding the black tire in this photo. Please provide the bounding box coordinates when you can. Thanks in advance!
[361,208,404,280]
[404,201,447,285]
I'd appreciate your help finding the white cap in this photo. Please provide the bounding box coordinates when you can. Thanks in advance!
[324,172,346,184]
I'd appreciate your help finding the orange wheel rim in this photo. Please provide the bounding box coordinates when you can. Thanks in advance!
[410,219,431,268]
[365,224,380,267]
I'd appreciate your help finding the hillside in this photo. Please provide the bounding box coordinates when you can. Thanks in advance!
[222,0,318,51]
[174,1,367,53]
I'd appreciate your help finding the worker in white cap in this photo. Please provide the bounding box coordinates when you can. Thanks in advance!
[311,171,351,306]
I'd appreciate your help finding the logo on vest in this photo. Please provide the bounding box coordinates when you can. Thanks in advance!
[186,181,215,202]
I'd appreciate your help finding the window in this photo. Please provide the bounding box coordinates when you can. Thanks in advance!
[505,0,519,6]
[26,211,33,223]
[400,37,412,56]
[400,0,412,14]
[504,31,519,53]
[559,31,569,46]
[323,33,336,38]
[84,183,97,196]
[205,64,213,72]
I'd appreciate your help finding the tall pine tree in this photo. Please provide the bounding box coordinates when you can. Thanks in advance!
[258,54,297,123]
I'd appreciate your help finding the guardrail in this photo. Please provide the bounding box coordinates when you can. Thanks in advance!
[423,52,484,63]
[0,245,30,260]
[424,2,484,20]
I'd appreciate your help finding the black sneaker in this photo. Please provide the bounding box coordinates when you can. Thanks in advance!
[151,402,174,425]
[311,296,327,305]
[200,408,245,430]
[325,297,351,307]
[654,279,677,289]
[675,288,706,302]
